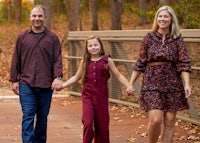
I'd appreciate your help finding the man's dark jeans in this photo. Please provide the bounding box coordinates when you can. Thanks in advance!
[19,83,53,143]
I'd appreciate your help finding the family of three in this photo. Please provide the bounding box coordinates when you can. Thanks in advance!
[9,4,191,143]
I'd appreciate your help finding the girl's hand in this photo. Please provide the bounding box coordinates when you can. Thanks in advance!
[52,79,63,91]
[126,85,135,95]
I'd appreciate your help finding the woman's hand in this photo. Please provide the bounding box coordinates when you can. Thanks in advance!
[184,85,191,98]
[126,85,135,95]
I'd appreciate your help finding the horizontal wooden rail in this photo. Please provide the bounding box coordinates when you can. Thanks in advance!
[67,29,200,125]
[65,56,200,70]
[67,29,200,43]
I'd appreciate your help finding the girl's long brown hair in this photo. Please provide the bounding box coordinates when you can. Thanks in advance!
[80,35,105,85]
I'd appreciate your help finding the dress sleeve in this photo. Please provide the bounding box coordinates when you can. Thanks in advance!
[176,36,192,73]
[132,33,149,73]
[103,54,111,63]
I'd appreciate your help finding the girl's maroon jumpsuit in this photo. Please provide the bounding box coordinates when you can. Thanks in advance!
[81,55,110,143]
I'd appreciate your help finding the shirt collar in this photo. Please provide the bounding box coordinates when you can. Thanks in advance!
[27,26,47,34]
[155,31,171,39]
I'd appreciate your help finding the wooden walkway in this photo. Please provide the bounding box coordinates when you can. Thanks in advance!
[0,94,200,143]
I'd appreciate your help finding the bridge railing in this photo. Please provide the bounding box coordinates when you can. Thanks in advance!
[66,29,200,126]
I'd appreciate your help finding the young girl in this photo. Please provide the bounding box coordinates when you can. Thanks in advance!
[54,35,133,143]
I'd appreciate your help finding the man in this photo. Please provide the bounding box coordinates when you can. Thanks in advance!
[9,5,63,143]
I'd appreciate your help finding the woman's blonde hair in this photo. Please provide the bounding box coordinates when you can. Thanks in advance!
[80,35,105,84]
[152,5,181,39]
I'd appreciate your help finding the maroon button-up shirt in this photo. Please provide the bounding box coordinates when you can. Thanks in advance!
[9,27,63,88]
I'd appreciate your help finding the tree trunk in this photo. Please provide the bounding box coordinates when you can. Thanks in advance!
[159,0,168,4]
[34,0,41,5]
[90,0,99,30]
[42,0,51,29]
[138,0,148,26]
[61,0,80,47]
[68,0,80,31]
[15,0,21,25]
[5,0,12,22]
[63,0,70,18]
[110,0,122,30]
[153,0,159,8]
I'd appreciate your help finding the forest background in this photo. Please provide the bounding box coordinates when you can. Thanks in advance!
[0,1,200,142]
[0,0,199,91]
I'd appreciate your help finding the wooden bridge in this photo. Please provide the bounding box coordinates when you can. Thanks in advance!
[0,93,200,143]
[66,29,200,126]
[1,29,199,143]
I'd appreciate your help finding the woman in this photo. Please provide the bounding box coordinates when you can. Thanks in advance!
[129,6,192,143]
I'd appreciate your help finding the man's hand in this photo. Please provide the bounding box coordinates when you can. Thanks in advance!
[11,82,19,95]
[52,78,63,91]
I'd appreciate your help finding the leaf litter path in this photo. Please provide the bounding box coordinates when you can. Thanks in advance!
[0,90,200,143]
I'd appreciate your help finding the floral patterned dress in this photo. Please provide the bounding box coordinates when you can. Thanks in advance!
[133,31,191,112]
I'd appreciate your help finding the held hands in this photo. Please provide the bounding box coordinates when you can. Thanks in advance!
[52,78,64,91]
[126,85,135,96]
